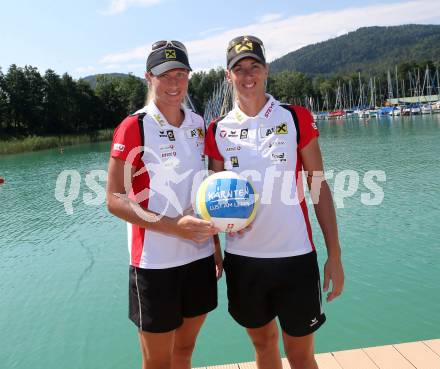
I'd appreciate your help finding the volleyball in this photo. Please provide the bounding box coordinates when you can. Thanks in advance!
[196,171,258,233]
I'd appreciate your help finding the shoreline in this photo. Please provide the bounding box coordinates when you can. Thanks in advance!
[0,129,113,155]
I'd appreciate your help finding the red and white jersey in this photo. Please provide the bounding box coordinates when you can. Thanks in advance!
[205,94,319,258]
[111,101,213,269]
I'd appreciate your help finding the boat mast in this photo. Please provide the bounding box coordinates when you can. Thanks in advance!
[437,67,440,96]
[387,70,394,102]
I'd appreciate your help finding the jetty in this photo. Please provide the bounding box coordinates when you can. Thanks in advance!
[194,339,440,369]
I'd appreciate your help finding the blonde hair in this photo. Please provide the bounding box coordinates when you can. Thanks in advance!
[145,85,154,104]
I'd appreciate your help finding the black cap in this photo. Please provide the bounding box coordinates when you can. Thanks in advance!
[227,36,266,70]
[146,42,192,76]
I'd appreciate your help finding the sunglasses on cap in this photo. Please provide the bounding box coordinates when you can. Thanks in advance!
[227,35,265,53]
[151,40,188,54]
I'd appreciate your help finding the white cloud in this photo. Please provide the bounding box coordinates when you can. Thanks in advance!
[335,28,349,38]
[256,13,283,23]
[100,0,162,16]
[100,45,148,64]
[94,0,440,74]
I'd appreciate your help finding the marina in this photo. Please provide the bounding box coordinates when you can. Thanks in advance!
[306,66,440,121]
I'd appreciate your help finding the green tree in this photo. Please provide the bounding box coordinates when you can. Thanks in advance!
[0,68,9,137]
[42,69,64,135]
[117,74,147,113]
[95,75,127,129]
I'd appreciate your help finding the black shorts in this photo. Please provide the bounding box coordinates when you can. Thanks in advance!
[128,255,217,333]
[223,251,326,337]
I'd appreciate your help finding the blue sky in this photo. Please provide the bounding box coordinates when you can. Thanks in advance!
[1,0,439,78]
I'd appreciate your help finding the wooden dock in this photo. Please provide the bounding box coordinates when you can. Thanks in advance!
[194,339,440,369]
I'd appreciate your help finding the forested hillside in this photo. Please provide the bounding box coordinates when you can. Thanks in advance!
[270,24,440,75]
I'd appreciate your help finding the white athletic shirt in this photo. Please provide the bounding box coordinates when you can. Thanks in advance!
[111,101,214,269]
[205,94,319,258]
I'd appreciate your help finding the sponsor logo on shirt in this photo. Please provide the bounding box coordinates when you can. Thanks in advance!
[261,126,275,138]
[113,143,125,152]
[276,122,288,134]
[197,128,204,138]
[235,111,244,122]
[167,130,175,141]
[161,151,177,158]
[240,129,248,139]
[158,130,175,141]
[230,156,239,168]
[153,114,166,126]
[268,140,286,148]
[228,130,239,138]
[186,129,198,139]
[264,101,276,118]
[186,128,205,139]
[159,144,175,152]
[260,123,288,138]
[225,145,241,152]
[220,130,227,138]
[271,152,287,163]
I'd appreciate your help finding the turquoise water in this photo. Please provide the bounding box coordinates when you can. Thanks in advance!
[1,115,439,368]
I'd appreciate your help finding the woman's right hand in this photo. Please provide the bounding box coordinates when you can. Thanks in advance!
[174,215,219,244]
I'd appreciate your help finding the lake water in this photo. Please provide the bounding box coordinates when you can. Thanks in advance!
[1,115,439,368]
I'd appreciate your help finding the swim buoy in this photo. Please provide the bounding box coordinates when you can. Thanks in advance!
[0,177,5,185]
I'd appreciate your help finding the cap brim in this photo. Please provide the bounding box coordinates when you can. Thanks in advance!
[150,61,192,76]
[228,53,266,70]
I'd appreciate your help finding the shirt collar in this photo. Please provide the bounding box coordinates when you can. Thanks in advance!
[231,94,278,122]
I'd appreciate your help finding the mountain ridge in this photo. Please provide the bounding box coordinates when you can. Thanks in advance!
[269,24,440,75]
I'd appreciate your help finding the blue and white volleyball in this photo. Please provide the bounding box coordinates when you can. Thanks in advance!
[196,171,258,232]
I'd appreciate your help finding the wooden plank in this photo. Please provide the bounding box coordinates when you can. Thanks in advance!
[423,339,440,356]
[198,339,440,369]
[394,341,440,369]
[333,348,379,369]
[363,345,415,369]
[314,353,344,369]
[237,361,257,369]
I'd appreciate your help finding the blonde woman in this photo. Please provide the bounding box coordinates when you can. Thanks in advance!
[107,40,222,369]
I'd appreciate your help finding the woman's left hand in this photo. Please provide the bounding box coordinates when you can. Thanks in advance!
[323,256,344,302]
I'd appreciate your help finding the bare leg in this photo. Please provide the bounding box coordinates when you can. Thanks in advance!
[172,314,207,369]
[282,331,318,369]
[246,319,283,369]
[138,330,175,369]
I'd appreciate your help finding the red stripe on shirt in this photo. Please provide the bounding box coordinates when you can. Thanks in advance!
[204,118,224,161]
[296,143,316,251]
